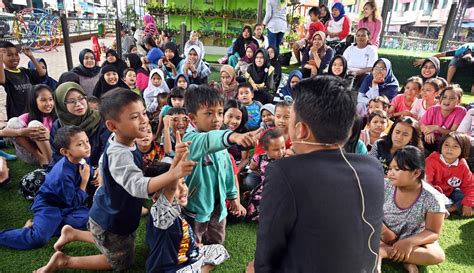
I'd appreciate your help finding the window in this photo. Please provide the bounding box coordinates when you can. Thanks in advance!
[403,3,410,12]
[441,0,448,9]
[423,0,434,16]
[412,0,418,11]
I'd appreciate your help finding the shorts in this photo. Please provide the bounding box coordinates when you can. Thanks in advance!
[449,56,472,68]
[88,218,136,271]
[6,118,45,165]
[176,244,230,273]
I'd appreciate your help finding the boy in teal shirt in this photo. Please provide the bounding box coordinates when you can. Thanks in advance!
[183,85,256,244]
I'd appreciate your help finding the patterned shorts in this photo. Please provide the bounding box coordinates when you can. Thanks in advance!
[176,244,230,273]
[88,218,136,271]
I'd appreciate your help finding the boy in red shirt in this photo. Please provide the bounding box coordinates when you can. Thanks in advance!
[293,7,326,64]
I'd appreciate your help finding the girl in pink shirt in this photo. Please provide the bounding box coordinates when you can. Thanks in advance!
[411,78,442,120]
[421,85,466,152]
[357,1,383,47]
[0,84,56,166]
[389,76,422,118]
[359,109,388,151]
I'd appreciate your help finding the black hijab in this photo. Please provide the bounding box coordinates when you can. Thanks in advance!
[268,45,282,86]
[58,71,81,85]
[92,64,128,98]
[102,49,128,77]
[233,25,259,58]
[248,48,271,84]
[163,42,183,67]
[328,55,348,78]
[71,49,101,78]
[125,53,142,72]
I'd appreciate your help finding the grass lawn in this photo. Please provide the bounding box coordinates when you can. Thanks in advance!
[0,146,474,273]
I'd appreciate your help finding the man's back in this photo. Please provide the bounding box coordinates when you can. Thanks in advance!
[255,149,384,273]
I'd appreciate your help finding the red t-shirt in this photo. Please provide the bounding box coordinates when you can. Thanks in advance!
[253,136,292,156]
[307,21,326,40]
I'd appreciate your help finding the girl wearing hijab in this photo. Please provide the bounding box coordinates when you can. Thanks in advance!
[27,58,58,90]
[219,65,239,101]
[125,53,142,72]
[328,55,349,78]
[137,47,164,91]
[276,70,302,101]
[178,45,211,85]
[174,73,189,89]
[357,58,399,116]
[92,64,128,98]
[229,25,259,67]
[184,31,205,59]
[326,3,351,43]
[301,31,334,78]
[420,57,440,82]
[267,45,282,89]
[143,14,158,38]
[50,82,111,167]
[162,42,183,88]
[244,48,275,104]
[71,49,101,97]
[102,49,128,78]
[143,68,170,113]
[235,42,258,77]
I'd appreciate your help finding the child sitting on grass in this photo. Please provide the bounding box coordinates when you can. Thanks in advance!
[359,110,388,151]
[366,95,393,134]
[388,76,422,118]
[246,128,286,222]
[182,85,258,244]
[410,78,441,121]
[136,123,165,170]
[144,69,170,113]
[33,88,196,272]
[379,146,446,273]
[259,103,275,130]
[123,68,140,95]
[146,176,230,272]
[237,83,262,131]
[0,126,93,250]
[426,132,474,217]
[162,107,190,159]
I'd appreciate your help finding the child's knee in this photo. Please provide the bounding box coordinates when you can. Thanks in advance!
[6,117,25,130]
[28,120,45,130]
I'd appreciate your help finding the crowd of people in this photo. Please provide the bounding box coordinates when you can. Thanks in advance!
[0,1,473,272]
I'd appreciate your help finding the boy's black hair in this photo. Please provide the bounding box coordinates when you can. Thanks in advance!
[28,84,56,123]
[54,125,84,151]
[260,128,284,149]
[167,107,188,116]
[87,96,100,104]
[237,82,254,94]
[0,41,15,49]
[439,132,471,159]
[224,99,248,133]
[99,88,143,121]
[308,7,321,17]
[392,146,425,183]
[293,76,356,144]
[122,67,136,78]
[185,85,224,114]
[254,23,264,29]
[167,87,186,106]
[275,100,291,112]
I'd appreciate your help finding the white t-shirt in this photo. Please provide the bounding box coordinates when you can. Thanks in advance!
[457,108,474,144]
[410,99,428,121]
[343,45,378,73]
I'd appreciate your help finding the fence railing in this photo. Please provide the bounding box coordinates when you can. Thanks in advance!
[381,35,466,52]
[66,18,115,35]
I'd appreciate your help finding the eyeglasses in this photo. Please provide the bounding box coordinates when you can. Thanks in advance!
[65,96,87,105]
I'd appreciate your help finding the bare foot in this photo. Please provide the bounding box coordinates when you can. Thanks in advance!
[54,225,74,251]
[33,251,68,273]
[403,263,419,273]
[24,219,33,228]
[141,206,149,217]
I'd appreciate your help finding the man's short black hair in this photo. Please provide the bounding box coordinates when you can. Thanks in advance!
[0,41,16,49]
[99,88,143,121]
[185,85,224,114]
[237,82,254,93]
[309,7,321,17]
[54,125,84,151]
[293,76,356,144]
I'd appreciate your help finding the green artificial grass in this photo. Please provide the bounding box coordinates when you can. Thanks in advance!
[0,147,474,272]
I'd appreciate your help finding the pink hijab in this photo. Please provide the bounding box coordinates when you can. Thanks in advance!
[220,65,239,101]
[143,15,158,37]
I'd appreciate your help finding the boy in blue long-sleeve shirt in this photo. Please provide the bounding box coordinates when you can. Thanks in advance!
[0,126,93,250]
[183,85,257,244]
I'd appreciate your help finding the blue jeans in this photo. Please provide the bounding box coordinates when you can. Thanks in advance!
[267,31,285,57]
[448,188,464,213]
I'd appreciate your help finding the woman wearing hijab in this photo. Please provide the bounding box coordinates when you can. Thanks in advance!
[50,82,111,167]
[178,45,211,85]
[301,31,334,78]
[267,45,282,89]
[102,49,128,78]
[263,0,288,57]
[357,58,399,116]
[92,64,128,98]
[174,73,189,89]
[27,58,58,90]
[162,42,183,88]
[235,42,258,77]
[229,25,259,68]
[419,57,440,83]
[276,70,302,101]
[125,53,142,72]
[219,65,239,101]
[143,14,158,38]
[244,48,275,104]
[326,3,351,43]
[71,49,101,97]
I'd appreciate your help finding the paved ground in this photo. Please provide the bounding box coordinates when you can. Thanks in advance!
[18,36,115,80]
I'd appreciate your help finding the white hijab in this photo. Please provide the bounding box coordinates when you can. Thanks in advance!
[143,68,170,112]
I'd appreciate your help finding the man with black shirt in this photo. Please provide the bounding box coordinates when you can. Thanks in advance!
[253,76,385,273]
